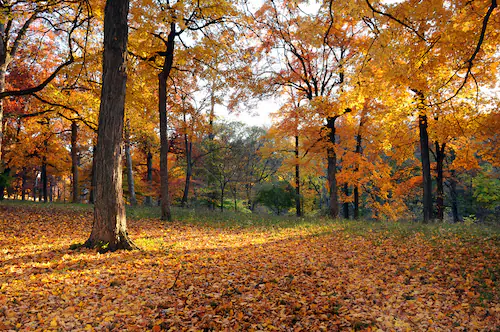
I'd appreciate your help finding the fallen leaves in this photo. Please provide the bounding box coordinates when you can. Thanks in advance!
[0,204,498,330]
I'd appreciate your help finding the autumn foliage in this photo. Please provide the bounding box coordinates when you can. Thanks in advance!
[1,204,499,330]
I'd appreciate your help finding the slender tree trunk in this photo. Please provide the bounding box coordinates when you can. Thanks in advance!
[449,169,460,223]
[124,119,137,206]
[435,141,445,221]
[419,113,433,223]
[220,183,225,212]
[0,66,6,163]
[89,145,97,204]
[343,183,349,219]
[181,135,192,207]
[158,23,176,221]
[85,0,136,251]
[21,167,27,200]
[144,150,153,206]
[295,135,302,217]
[41,161,48,203]
[354,116,364,219]
[71,121,80,203]
[326,117,339,218]
[0,167,8,200]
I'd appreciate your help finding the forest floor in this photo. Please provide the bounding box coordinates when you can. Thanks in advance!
[0,202,499,331]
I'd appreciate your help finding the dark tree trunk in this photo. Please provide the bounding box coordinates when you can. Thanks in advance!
[449,169,460,223]
[21,167,27,201]
[89,145,97,204]
[181,134,192,207]
[144,150,153,206]
[41,161,48,203]
[158,23,176,221]
[0,167,9,200]
[85,0,136,251]
[354,116,364,220]
[71,121,80,203]
[419,113,433,223]
[295,135,302,217]
[435,141,445,221]
[220,186,225,212]
[124,119,137,206]
[326,117,338,218]
[343,183,349,219]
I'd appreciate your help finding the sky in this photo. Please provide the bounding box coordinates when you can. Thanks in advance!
[216,97,280,127]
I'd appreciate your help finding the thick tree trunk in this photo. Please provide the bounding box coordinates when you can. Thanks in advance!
[326,117,338,218]
[124,119,137,206]
[158,23,176,221]
[419,113,433,223]
[144,150,153,206]
[343,183,349,219]
[71,121,80,203]
[295,135,302,217]
[435,141,445,221]
[181,133,192,207]
[85,0,136,251]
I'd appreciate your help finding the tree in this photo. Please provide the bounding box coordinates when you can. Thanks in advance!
[256,181,296,215]
[85,0,136,251]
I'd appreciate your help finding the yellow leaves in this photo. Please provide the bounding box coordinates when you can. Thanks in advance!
[1,205,499,330]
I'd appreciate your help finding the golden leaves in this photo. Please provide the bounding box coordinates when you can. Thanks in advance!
[0,204,499,330]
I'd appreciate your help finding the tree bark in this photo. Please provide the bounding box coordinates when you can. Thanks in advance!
[435,141,445,221]
[124,119,137,206]
[85,0,136,251]
[21,167,27,201]
[181,135,192,207]
[343,183,349,219]
[71,121,80,203]
[326,117,339,218]
[41,161,48,203]
[354,115,364,219]
[158,23,176,221]
[295,135,302,217]
[449,169,460,223]
[144,150,153,206]
[89,145,97,204]
[419,113,433,223]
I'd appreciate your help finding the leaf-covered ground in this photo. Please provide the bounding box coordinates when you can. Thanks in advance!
[1,204,499,331]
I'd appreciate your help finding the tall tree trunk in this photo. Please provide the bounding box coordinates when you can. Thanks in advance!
[41,161,48,203]
[85,0,136,251]
[144,150,153,206]
[158,23,176,221]
[449,169,460,223]
[71,121,80,203]
[181,136,192,207]
[419,113,433,223]
[354,115,364,219]
[343,183,349,219]
[220,185,225,212]
[295,135,302,217]
[21,167,27,201]
[0,66,6,163]
[326,117,339,218]
[89,145,97,204]
[124,119,137,206]
[0,167,8,200]
[435,141,445,221]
